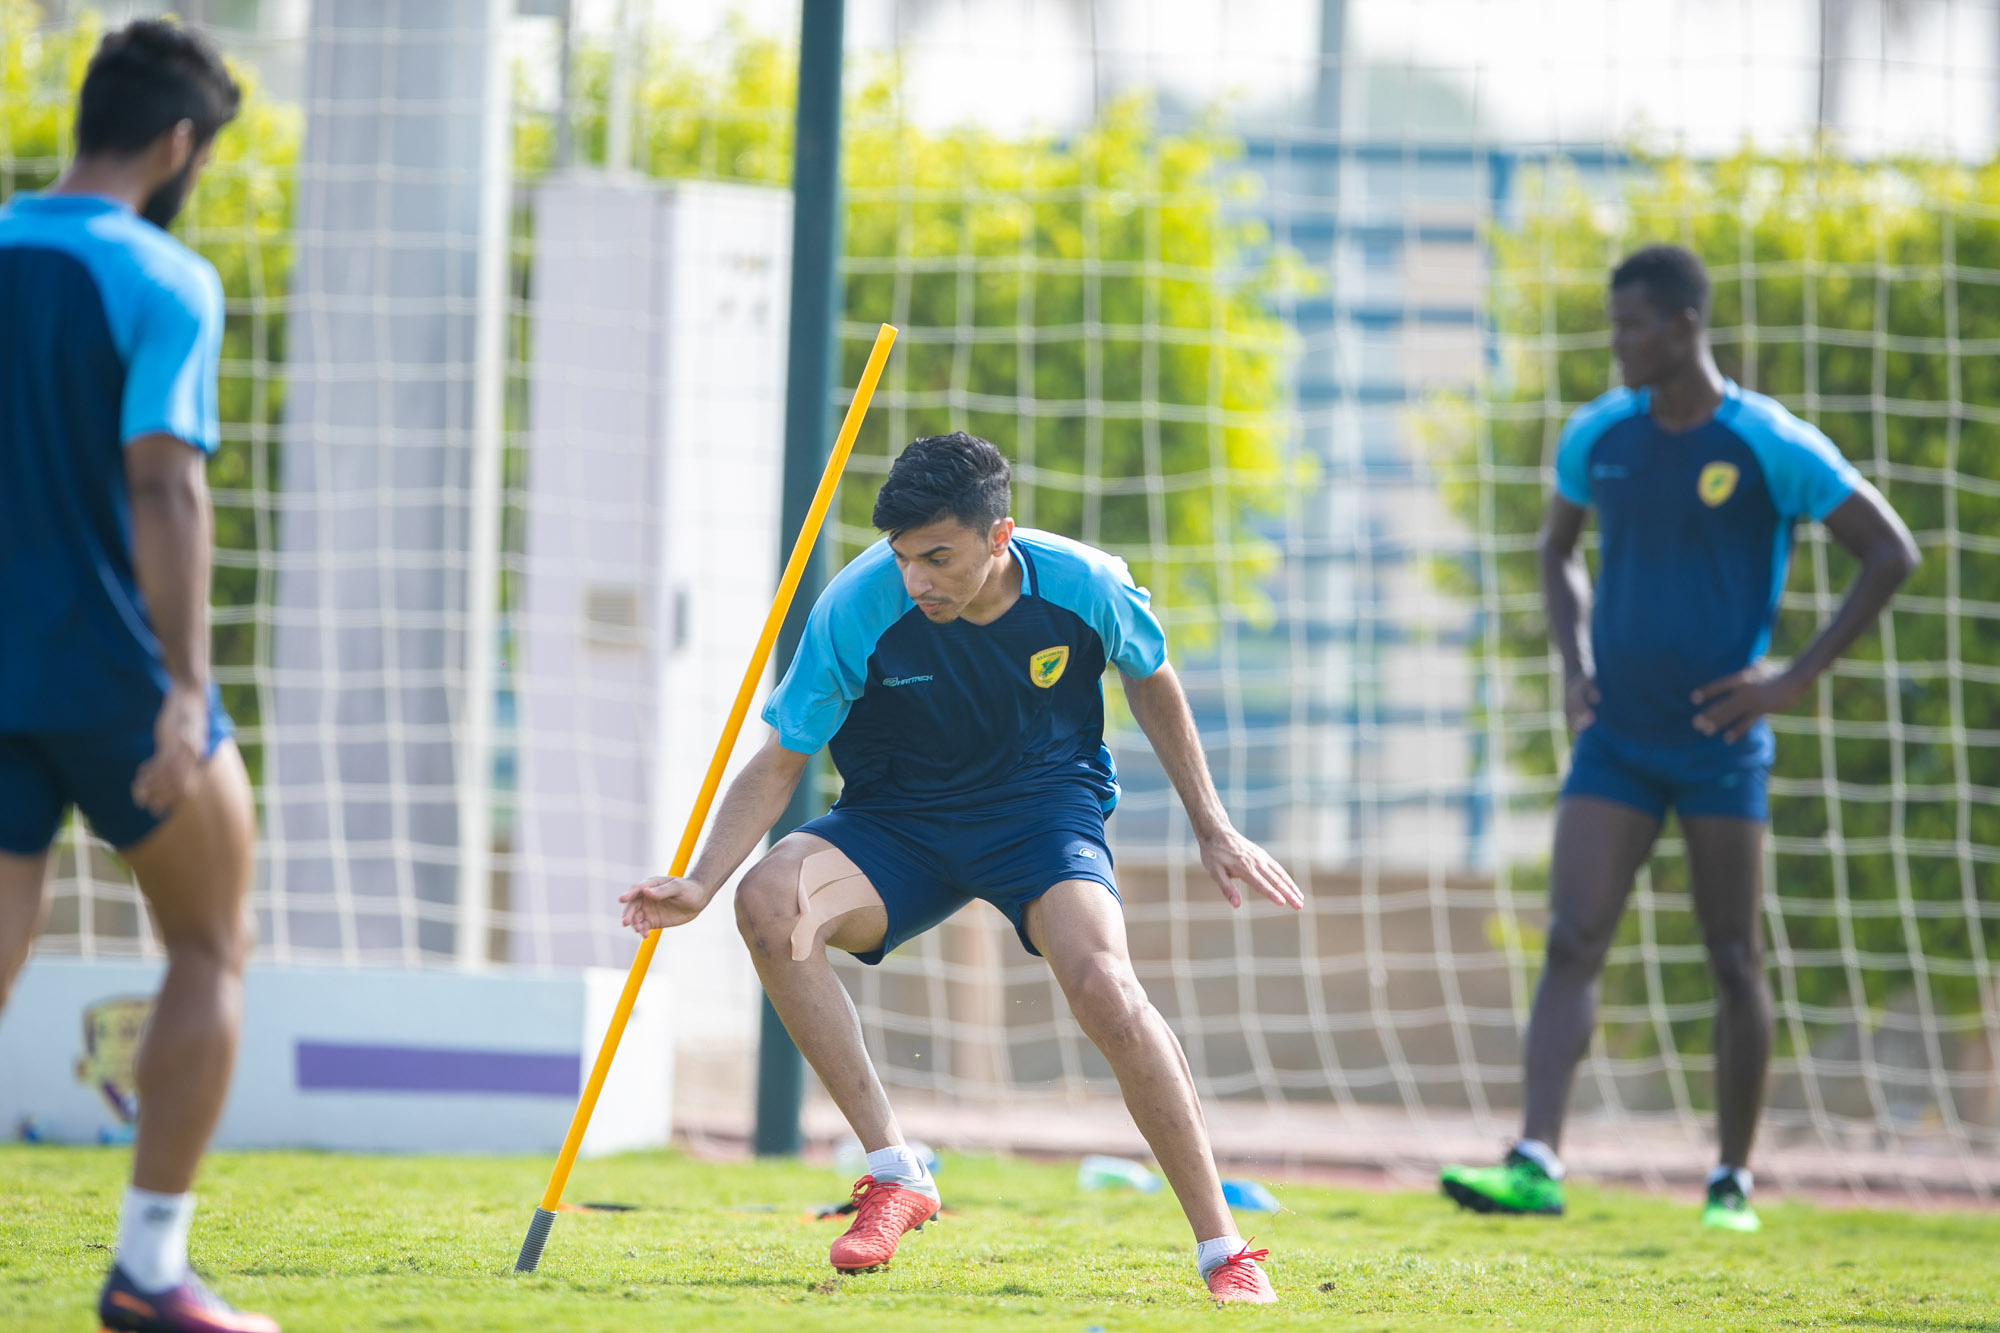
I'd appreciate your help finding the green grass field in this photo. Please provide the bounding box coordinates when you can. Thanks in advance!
[4,1145,1997,1332]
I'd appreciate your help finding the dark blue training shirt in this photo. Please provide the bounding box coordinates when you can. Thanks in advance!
[0,193,226,733]
[1555,380,1861,763]
[762,528,1169,812]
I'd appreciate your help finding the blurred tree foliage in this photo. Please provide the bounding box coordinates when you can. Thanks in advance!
[1432,152,1999,1083]
[4,0,1292,745]
[519,26,1304,636]
[0,0,299,784]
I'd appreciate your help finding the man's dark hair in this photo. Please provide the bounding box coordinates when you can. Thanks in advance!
[75,19,241,157]
[872,432,1012,535]
[1611,244,1710,321]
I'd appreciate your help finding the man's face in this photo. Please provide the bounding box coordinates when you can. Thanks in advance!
[889,514,1014,623]
[1608,283,1696,389]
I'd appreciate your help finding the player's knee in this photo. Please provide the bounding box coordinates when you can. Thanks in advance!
[1066,957,1151,1049]
[160,910,252,975]
[1544,914,1612,976]
[1704,935,1765,1004]
[734,859,799,959]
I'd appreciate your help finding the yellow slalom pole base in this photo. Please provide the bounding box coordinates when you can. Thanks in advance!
[510,323,898,1275]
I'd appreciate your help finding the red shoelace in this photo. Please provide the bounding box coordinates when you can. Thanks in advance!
[845,1175,919,1236]
[1208,1239,1272,1291]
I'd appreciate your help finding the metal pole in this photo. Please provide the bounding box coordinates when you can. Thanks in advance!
[457,0,513,969]
[754,0,845,1159]
[606,0,637,175]
[553,0,575,170]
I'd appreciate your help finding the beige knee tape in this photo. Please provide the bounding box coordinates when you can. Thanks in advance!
[791,848,878,961]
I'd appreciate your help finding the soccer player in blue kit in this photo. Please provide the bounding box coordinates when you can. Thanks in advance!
[1441,246,1920,1230]
[0,21,278,1333]
[622,432,1305,1303]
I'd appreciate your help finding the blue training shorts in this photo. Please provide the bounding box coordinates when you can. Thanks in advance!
[0,692,234,854]
[799,787,1119,965]
[1562,723,1769,824]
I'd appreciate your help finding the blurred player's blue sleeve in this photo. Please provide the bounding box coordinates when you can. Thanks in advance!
[1552,387,1641,509]
[761,543,909,754]
[1733,395,1862,521]
[120,256,224,454]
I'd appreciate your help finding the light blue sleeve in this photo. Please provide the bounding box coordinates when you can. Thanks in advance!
[760,542,911,754]
[1023,532,1169,679]
[1552,388,1639,508]
[120,254,223,453]
[1730,393,1862,521]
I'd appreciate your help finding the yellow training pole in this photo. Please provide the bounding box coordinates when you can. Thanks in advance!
[513,323,899,1274]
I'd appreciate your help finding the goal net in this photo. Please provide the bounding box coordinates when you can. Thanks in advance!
[6,0,1994,1188]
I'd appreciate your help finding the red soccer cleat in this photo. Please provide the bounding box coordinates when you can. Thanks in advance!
[827,1174,940,1273]
[1204,1240,1277,1305]
[97,1265,279,1333]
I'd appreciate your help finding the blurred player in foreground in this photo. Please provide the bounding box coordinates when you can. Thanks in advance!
[622,432,1304,1304]
[0,21,276,1333]
[1441,246,1919,1231]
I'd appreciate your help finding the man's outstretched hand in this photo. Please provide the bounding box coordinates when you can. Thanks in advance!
[618,875,713,935]
[1198,826,1305,911]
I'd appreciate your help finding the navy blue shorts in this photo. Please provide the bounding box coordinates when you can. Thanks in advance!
[799,789,1118,965]
[0,694,234,854]
[1562,724,1768,824]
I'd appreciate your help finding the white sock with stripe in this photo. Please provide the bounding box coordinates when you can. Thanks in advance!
[1513,1138,1565,1179]
[865,1145,939,1201]
[1196,1233,1248,1280]
[1707,1165,1753,1197]
[117,1186,194,1292]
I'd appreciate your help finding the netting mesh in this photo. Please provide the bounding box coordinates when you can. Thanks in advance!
[6,0,1995,1177]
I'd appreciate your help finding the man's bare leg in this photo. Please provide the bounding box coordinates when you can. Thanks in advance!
[0,848,53,1012]
[1520,795,1662,1151]
[1025,880,1233,1243]
[1682,815,1772,1173]
[733,832,902,1151]
[735,833,947,1272]
[120,740,256,1196]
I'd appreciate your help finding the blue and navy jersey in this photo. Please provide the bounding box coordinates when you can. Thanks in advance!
[0,194,226,733]
[762,527,1169,812]
[1555,380,1862,760]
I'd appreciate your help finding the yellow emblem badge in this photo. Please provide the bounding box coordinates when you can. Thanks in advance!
[1029,645,1070,688]
[75,994,154,1125]
[1698,461,1740,507]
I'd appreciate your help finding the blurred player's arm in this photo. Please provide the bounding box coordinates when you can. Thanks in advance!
[619,731,810,932]
[1121,662,1303,911]
[1694,481,1920,743]
[126,433,214,814]
[1538,494,1597,732]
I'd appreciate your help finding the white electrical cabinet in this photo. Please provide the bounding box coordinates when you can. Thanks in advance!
[512,176,790,1076]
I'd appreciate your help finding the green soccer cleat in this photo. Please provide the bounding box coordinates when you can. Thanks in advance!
[1700,1176,1762,1232]
[1439,1148,1565,1216]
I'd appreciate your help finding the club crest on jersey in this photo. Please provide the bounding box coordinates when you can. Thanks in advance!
[1698,461,1740,507]
[1029,645,1070,688]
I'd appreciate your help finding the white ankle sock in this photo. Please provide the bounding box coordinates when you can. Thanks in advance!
[117,1187,194,1292]
[865,1145,939,1201]
[1196,1233,1247,1280]
[1707,1165,1753,1196]
[1513,1138,1565,1179]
